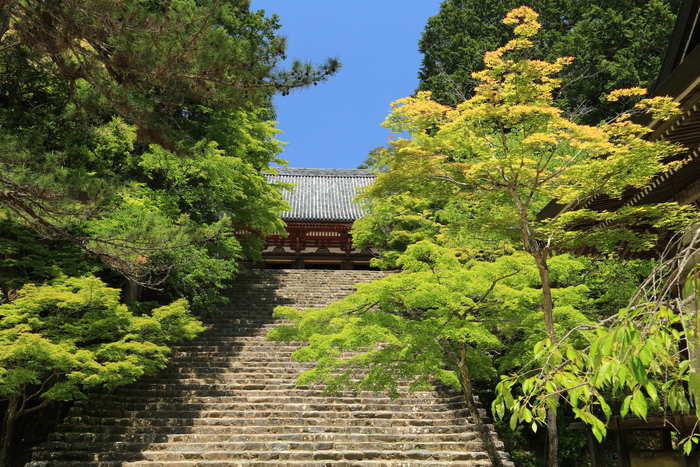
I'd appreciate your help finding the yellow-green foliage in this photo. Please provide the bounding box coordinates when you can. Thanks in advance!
[346,6,692,454]
[0,276,204,401]
[361,7,690,262]
[268,241,594,398]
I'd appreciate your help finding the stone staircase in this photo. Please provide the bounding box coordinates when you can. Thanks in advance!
[27,269,513,467]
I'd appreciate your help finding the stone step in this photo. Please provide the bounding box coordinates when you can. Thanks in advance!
[152,367,315,374]
[35,440,485,456]
[166,342,338,349]
[49,430,481,444]
[96,389,467,400]
[172,333,288,340]
[25,270,512,467]
[66,407,471,421]
[60,415,472,429]
[166,352,301,359]
[123,378,425,387]
[78,391,466,404]
[111,382,445,391]
[32,448,490,463]
[28,459,494,466]
[167,345,298,352]
[96,390,464,400]
[72,400,467,412]
[76,399,468,412]
[161,360,300,366]
[187,321,284,326]
[148,365,317,374]
[53,424,479,437]
[36,449,488,465]
[130,377,314,384]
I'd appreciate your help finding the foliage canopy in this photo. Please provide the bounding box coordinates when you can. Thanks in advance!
[417,0,680,124]
[0,275,205,465]
[0,0,340,306]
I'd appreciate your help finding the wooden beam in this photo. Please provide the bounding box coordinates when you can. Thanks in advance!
[570,414,698,431]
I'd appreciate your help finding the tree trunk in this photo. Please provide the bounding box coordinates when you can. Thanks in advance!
[0,396,19,467]
[123,279,142,304]
[511,191,556,339]
[517,194,558,467]
[534,251,560,467]
[547,404,559,467]
[457,342,504,467]
[533,251,555,339]
[513,194,559,467]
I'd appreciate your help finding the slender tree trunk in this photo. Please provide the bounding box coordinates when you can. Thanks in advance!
[457,342,504,467]
[510,190,556,338]
[546,404,559,467]
[533,251,560,467]
[509,190,555,339]
[533,251,555,338]
[512,192,559,467]
[0,396,19,467]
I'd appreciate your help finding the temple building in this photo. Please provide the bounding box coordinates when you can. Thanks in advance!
[538,0,700,261]
[564,1,700,465]
[253,167,378,269]
[545,0,700,220]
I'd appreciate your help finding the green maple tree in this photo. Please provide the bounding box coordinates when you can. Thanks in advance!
[0,276,205,467]
[274,7,691,467]
[0,0,340,307]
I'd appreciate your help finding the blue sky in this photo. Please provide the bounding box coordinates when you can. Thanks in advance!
[250,1,442,169]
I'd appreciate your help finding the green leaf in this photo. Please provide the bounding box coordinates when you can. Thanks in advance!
[493,395,505,420]
[668,387,690,413]
[502,384,515,409]
[644,383,658,402]
[689,371,700,404]
[596,361,612,385]
[599,397,612,422]
[601,335,615,357]
[591,422,604,443]
[510,411,519,431]
[533,339,545,359]
[685,267,700,297]
[638,345,653,366]
[684,438,694,456]
[620,395,632,418]
[631,390,648,421]
[629,356,648,386]
[680,360,691,375]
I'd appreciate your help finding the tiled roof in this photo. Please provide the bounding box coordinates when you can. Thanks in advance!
[265,168,376,222]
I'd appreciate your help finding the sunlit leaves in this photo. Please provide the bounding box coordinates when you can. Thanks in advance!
[0,276,204,404]
[371,8,689,449]
[379,7,685,263]
[417,0,679,125]
[493,297,697,445]
[268,241,598,404]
